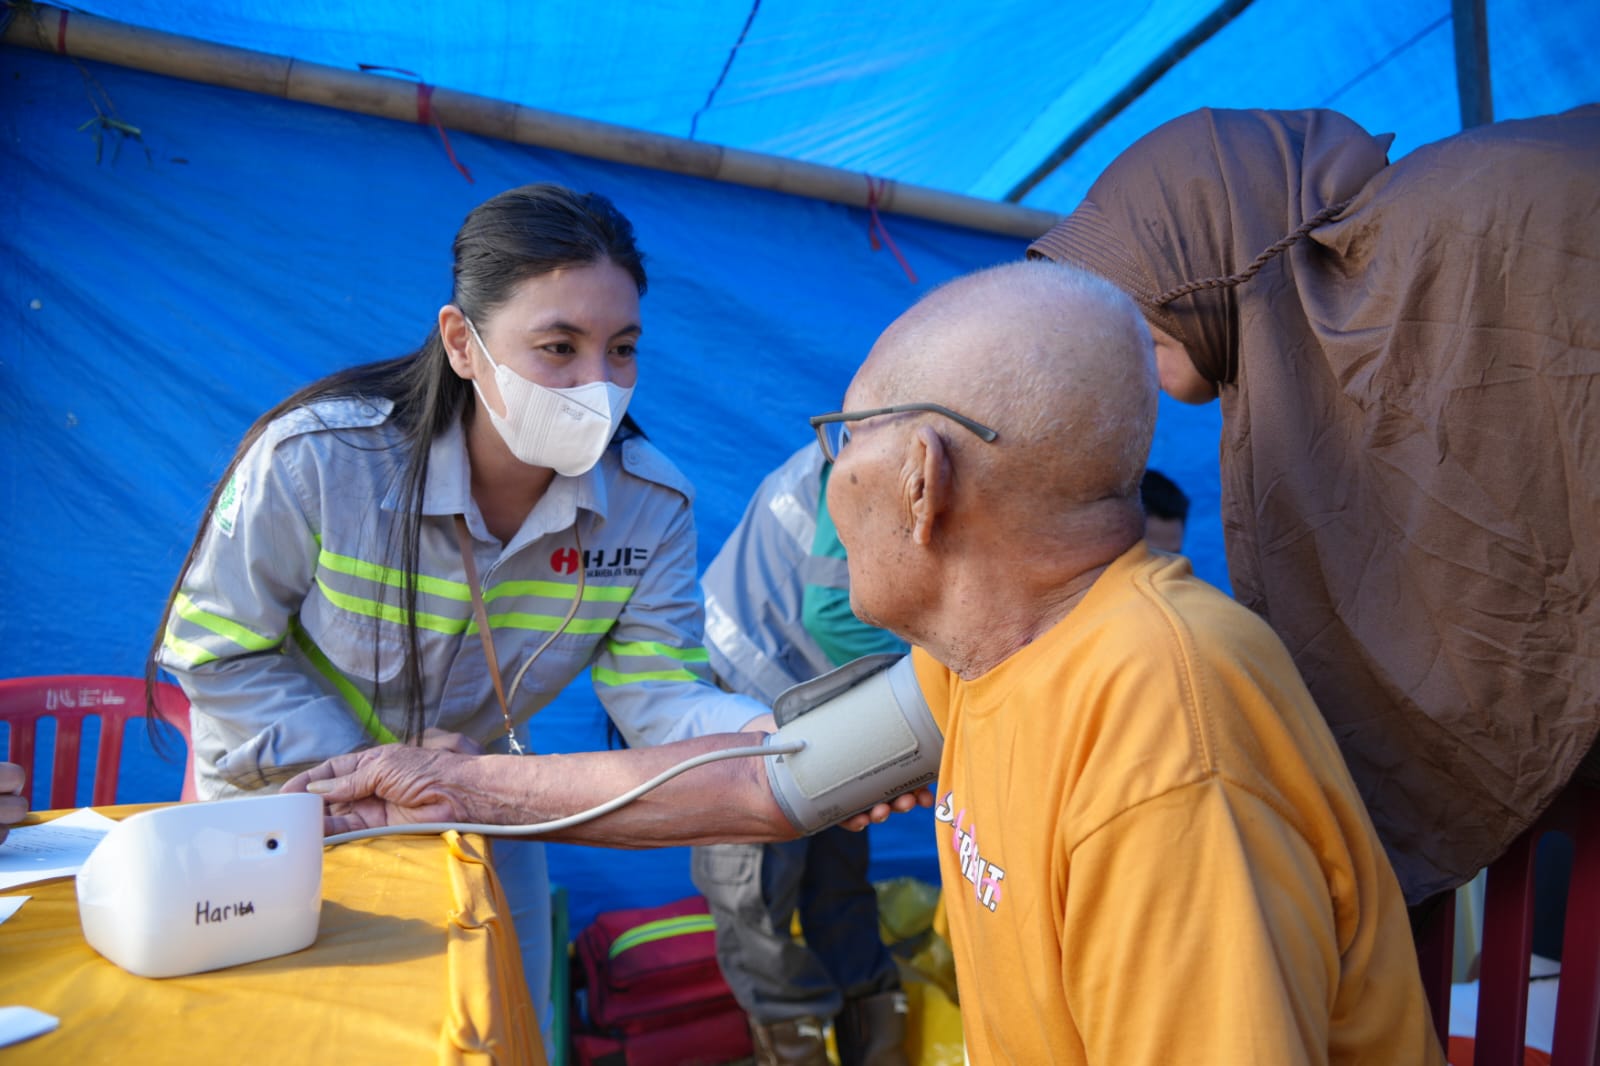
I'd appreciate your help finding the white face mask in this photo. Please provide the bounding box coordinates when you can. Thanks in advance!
[464,317,633,477]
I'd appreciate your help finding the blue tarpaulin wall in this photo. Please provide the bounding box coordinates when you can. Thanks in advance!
[21,0,1599,213]
[0,41,1228,932]
[9,0,1600,934]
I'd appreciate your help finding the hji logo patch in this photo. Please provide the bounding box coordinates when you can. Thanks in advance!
[550,546,651,576]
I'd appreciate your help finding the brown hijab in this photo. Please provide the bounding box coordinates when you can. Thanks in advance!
[1031,106,1600,902]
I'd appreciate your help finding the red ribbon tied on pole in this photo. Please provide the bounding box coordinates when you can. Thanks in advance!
[358,64,474,184]
[864,175,919,285]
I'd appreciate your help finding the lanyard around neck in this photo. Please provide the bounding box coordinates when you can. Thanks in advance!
[451,512,587,755]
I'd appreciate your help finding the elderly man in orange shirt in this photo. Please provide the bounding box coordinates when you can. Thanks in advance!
[291,260,1443,1065]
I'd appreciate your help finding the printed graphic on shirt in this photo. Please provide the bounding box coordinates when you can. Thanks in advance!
[934,789,1006,912]
[213,471,244,537]
[550,545,651,579]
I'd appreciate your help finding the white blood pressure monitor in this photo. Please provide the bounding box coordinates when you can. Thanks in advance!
[76,792,323,978]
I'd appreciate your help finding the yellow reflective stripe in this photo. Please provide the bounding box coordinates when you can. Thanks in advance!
[609,914,717,958]
[314,577,468,634]
[593,665,699,686]
[173,593,281,652]
[318,549,470,601]
[483,612,614,635]
[606,639,709,663]
[314,580,618,637]
[486,580,634,604]
[161,627,218,668]
[290,620,398,745]
[319,549,634,605]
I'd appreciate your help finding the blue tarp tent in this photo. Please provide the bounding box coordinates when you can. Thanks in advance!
[3,0,1595,931]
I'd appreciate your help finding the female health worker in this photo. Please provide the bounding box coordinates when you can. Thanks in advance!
[146,183,772,1044]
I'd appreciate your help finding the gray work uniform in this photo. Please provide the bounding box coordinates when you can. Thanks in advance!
[694,444,904,1024]
[160,396,764,1046]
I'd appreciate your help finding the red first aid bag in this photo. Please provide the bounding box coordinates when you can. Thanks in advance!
[569,895,752,1066]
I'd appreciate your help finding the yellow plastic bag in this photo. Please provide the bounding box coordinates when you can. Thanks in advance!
[875,877,963,1063]
[877,877,960,1006]
[903,979,965,1066]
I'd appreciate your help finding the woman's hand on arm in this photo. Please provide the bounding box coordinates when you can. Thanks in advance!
[284,746,479,835]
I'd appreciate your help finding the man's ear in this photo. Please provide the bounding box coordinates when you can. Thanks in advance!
[906,424,952,547]
[439,305,475,380]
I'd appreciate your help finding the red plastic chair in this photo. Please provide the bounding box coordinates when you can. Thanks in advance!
[0,675,195,808]
[1418,779,1600,1065]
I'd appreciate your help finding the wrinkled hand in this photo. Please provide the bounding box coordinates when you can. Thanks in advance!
[837,786,935,832]
[421,728,483,755]
[0,762,28,846]
[283,746,475,837]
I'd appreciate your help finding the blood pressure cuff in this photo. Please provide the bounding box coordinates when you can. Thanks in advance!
[764,653,942,833]
[772,652,905,727]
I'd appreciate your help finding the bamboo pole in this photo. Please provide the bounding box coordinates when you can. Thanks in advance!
[3,4,1060,240]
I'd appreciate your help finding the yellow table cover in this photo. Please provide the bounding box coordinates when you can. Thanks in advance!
[0,805,544,1065]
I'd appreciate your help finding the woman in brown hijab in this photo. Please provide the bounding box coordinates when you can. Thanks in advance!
[1030,105,1600,905]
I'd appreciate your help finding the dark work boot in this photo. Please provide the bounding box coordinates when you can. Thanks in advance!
[834,990,910,1066]
[748,1014,830,1066]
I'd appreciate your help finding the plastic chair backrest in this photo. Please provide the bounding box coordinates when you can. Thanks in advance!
[0,675,194,808]
[1419,779,1600,1065]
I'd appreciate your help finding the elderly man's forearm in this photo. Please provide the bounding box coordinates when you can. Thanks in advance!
[455,734,799,847]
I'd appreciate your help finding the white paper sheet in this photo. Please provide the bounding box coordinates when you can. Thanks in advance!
[0,1006,60,1048]
[0,808,118,891]
[0,896,28,927]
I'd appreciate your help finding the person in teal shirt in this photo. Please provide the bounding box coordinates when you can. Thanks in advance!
[694,444,908,1066]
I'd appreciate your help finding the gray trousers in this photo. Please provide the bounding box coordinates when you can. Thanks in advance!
[690,827,900,1024]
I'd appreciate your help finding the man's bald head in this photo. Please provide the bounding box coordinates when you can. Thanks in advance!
[850,260,1158,532]
[826,261,1160,670]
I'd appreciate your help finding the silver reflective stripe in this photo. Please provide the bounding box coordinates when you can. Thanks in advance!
[767,488,814,551]
[704,592,797,702]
